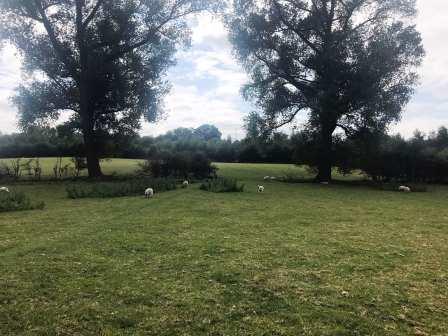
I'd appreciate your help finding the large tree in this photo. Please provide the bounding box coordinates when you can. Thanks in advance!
[228,0,424,182]
[0,0,220,177]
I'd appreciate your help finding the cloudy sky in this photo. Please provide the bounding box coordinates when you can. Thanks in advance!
[0,0,447,139]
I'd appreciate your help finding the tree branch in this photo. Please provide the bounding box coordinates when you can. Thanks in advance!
[82,0,105,30]
[336,123,355,136]
[269,109,302,129]
[253,52,314,94]
[105,3,202,62]
[32,0,79,80]
[272,0,320,53]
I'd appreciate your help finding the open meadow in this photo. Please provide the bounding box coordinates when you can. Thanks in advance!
[1,160,447,335]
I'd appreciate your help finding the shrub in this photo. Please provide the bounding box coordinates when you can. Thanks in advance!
[138,151,217,179]
[190,152,217,178]
[339,131,448,184]
[200,177,245,193]
[0,191,45,213]
[66,178,177,199]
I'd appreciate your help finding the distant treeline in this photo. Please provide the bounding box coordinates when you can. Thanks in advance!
[0,124,294,163]
[1,124,448,183]
[293,127,448,183]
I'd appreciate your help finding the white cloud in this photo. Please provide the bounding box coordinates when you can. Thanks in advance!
[142,79,248,139]
[141,14,251,139]
[190,13,228,45]
[0,44,22,134]
[393,0,448,137]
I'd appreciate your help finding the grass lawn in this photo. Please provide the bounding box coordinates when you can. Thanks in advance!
[0,158,145,177]
[0,160,447,335]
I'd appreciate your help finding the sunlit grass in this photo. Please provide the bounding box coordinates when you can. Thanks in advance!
[0,161,447,335]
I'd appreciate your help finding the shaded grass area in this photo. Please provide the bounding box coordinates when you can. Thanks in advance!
[0,162,447,335]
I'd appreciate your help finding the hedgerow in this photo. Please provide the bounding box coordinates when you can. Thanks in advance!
[66,178,177,199]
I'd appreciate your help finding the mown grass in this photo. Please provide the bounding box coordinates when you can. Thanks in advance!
[0,160,447,335]
[0,158,144,177]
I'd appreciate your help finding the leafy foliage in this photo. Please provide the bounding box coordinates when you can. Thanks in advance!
[356,131,448,183]
[0,0,222,177]
[138,152,217,179]
[0,126,83,159]
[0,191,45,213]
[292,126,448,183]
[200,177,245,193]
[228,0,425,181]
[66,178,177,199]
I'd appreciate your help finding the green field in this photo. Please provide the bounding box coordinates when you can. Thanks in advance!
[0,158,145,177]
[1,160,447,335]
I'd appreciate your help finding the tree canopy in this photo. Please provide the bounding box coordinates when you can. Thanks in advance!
[0,0,221,177]
[228,0,425,181]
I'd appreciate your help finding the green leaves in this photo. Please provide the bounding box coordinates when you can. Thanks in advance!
[1,0,223,176]
[228,0,424,180]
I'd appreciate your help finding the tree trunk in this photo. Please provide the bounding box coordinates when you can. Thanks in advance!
[83,130,102,178]
[80,95,103,178]
[76,16,102,178]
[315,124,334,183]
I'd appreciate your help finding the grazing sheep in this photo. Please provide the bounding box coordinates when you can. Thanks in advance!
[182,180,189,188]
[398,185,411,192]
[270,176,277,180]
[258,185,265,193]
[144,188,154,198]
[263,176,270,180]
[0,187,9,193]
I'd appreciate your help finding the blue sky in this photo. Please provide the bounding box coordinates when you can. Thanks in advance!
[1,0,447,139]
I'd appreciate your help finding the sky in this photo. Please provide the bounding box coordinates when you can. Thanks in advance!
[0,0,447,139]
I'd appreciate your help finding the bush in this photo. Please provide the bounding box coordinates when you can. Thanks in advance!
[337,130,448,184]
[0,191,45,213]
[138,151,217,179]
[200,177,245,193]
[66,178,177,199]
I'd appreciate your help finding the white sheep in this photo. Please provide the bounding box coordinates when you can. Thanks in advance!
[0,187,9,193]
[144,188,154,198]
[263,176,270,181]
[182,180,189,188]
[270,176,277,180]
[258,185,265,192]
[398,185,411,192]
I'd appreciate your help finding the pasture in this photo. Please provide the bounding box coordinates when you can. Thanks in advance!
[1,160,447,335]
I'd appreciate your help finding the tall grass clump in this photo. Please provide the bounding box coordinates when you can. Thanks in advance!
[66,178,177,199]
[200,177,244,193]
[0,191,45,213]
